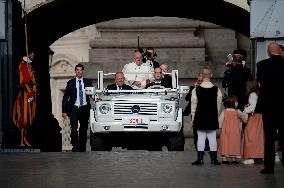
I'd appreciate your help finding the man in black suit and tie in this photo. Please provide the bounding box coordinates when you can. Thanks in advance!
[257,42,284,174]
[62,64,93,152]
[106,71,133,90]
[142,47,159,69]
[145,67,171,89]
[160,63,172,89]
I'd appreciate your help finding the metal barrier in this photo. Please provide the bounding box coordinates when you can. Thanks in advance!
[61,118,72,151]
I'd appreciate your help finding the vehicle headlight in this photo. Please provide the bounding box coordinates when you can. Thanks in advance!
[162,103,173,113]
[99,103,111,114]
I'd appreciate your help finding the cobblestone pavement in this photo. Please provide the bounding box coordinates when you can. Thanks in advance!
[0,139,283,188]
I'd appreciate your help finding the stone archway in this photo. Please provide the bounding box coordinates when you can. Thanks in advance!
[47,16,251,143]
[25,0,249,48]
[3,0,250,150]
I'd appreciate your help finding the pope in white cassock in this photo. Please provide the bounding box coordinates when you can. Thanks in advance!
[122,51,153,89]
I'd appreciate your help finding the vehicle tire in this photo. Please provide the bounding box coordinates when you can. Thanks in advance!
[147,145,162,151]
[90,132,111,151]
[147,139,163,151]
[167,131,184,151]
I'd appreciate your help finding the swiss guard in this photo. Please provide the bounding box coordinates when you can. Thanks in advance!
[12,49,37,147]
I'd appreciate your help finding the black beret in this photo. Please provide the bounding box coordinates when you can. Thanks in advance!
[234,49,247,60]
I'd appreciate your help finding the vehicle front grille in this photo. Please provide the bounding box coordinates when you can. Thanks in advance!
[113,102,157,115]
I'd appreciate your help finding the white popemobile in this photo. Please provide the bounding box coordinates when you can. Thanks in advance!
[85,70,189,151]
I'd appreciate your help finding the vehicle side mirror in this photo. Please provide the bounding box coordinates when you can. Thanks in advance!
[85,87,96,95]
[178,86,189,94]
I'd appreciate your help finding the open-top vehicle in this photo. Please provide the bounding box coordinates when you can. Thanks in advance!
[85,70,189,151]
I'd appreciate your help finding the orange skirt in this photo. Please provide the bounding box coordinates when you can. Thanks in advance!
[243,113,264,159]
[219,110,242,157]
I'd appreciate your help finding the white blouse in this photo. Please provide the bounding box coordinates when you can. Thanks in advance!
[244,92,258,114]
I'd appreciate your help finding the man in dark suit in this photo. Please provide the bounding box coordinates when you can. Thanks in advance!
[106,72,133,90]
[62,64,93,152]
[184,73,203,116]
[222,54,253,111]
[257,42,284,174]
[145,67,170,89]
[142,47,159,69]
[160,63,173,89]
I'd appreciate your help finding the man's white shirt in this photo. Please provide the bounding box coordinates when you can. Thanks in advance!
[145,59,154,68]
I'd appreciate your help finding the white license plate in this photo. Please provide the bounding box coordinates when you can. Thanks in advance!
[122,116,149,125]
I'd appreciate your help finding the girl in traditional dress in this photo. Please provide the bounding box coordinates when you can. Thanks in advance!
[242,79,264,164]
[219,95,246,164]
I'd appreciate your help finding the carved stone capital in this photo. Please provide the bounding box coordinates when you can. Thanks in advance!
[50,59,75,78]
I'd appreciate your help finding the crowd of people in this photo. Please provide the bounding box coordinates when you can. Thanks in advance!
[185,42,284,174]
[61,44,283,174]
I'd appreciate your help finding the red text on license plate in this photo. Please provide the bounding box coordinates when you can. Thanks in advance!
[129,118,143,124]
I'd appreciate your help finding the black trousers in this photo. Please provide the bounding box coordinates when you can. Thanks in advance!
[70,105,89,151]
[262,112,284,170]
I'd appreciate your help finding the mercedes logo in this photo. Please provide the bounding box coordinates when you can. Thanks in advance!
[131,105,140,114]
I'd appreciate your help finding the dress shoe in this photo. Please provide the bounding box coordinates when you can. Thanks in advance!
[209,151,221,165]
[254,159,264,164]
[222,161,231,165]
[211,160,221,165]
[192,151,204,165]
[260,168,274,174]
[192,159,204,165]
[231,161,240,165]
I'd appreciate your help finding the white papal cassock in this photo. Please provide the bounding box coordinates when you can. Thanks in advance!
[122,62,153,89]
